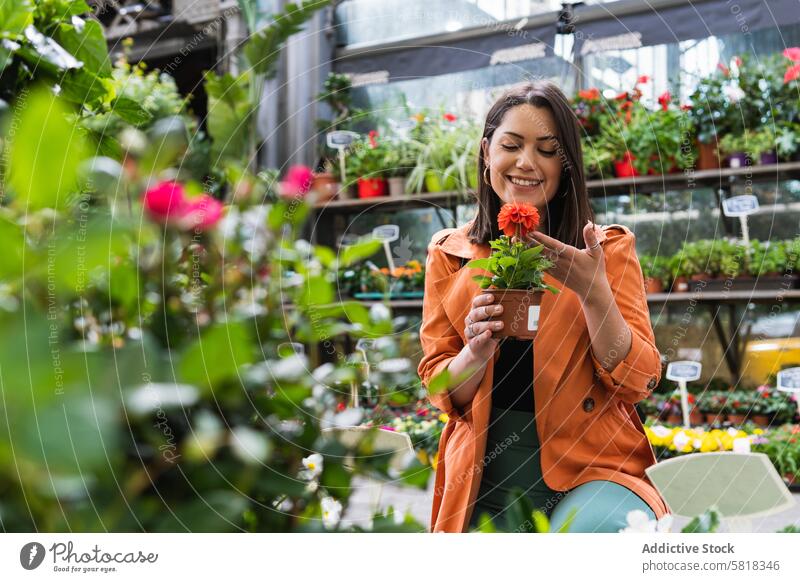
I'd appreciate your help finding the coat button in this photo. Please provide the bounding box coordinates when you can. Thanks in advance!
[582,397,595,413]
[647,377,657,390]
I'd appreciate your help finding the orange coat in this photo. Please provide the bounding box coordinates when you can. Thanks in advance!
[417,220,669,533]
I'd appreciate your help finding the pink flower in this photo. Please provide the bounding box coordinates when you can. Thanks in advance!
[636,75,650,85]
[280,164,314,198]
[379,425,395,431]
[443,113,457,122]
[733,56,743,68]
[143,181,187,222]
[180,195,224,231]
[368,130,378,148]
[717,62,730,76]
[142,181,224,231]
[784,64,800,84]
[783,47,800,62]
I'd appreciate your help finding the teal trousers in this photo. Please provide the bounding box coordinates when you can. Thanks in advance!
[468,406,655,532]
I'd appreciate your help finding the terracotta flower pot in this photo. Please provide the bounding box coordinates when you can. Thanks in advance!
[357,177,387,198]
[752,413,771,426]
[697,139,722,170]
[666,413,682,425]
[689,409,704,426]
[726,413,747,425]
[311,172,339,201]
[484,288,545,340]
[705,411,726,424]
[644,277,663,294]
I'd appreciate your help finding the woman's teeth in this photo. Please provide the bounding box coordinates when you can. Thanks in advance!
[508,176,542,187]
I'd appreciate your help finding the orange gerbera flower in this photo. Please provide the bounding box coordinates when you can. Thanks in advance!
[497,202,540,238]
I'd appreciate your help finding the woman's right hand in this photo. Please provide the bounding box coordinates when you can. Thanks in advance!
[463,293,503,362]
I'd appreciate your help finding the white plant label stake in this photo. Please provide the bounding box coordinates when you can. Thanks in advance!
[666,360,702,427]
[776,366,800,419]
[722,195,759,247]
[326,130,360,185]
[372,225,400,273]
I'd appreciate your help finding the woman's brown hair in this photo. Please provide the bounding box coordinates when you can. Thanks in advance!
[467,79,595,249]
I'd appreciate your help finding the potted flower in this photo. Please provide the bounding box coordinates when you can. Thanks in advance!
[686,71,732,170]
[718,131,752,168]
[344,131,391,198]
[466,203,559,340]
[724,390,749,425]
[406,112,461,193]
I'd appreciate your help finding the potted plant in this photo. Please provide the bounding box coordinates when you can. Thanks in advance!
[776,122,800,161]
[686,71,732,170]
[718,131,752,168]
[346,131,389,198]
[312,158,340,201]
[668,253,690,292]
[745,127,779,165]
[724,390,749,425]
[382,137,418,197]
[466,203,559,340]
[447,118,482,193]
[640,254,671,294]
[406,112,461,193]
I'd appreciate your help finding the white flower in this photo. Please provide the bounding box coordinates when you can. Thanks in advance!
[732,436,751,454]
[726,427,740,437]
[673,430,691,451]
[619,509,673,533]
[321,497,342,530]
[651,425,672,438]
[302,453,324,479]
[723,83,745,104]
[321,407,364,429]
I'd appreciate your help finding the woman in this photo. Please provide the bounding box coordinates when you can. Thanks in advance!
[417,80,669,533]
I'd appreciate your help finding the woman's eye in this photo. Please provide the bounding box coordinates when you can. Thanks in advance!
[539,149,558,157]
[501,144,518,151]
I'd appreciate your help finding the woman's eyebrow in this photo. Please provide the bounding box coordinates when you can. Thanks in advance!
[502,131,557,141]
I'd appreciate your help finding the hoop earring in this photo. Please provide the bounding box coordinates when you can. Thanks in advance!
[483,166,491,186]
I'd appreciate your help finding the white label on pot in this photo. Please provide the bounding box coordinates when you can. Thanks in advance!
[528,306,540,331]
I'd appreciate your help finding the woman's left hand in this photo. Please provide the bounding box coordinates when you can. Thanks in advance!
[527,221,610,302]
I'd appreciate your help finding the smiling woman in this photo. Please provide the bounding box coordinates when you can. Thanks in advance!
[417,80,667,533]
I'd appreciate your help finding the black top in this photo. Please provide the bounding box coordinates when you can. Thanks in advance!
[492,338,534,412]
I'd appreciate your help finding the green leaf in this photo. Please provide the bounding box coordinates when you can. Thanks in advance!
[180,322,253,393]
[520,245,544,261]
[153,491,249,532]
[58,68,113,107]
[532,509,551,533]
[204,72,253,164]
[243,0,331,77]
[0,0,33,38]
[681,507,721,533]
[55,19,111,77]
[339,238,382,267]
[109,96,152,126]
[465,257,491,270]
[8,89,88,210]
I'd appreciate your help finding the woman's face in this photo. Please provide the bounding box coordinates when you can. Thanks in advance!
[481,104,564,219]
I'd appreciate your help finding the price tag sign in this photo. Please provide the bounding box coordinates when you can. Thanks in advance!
[372,225,400,243]
[777,367,800,392]
[326,130,359,150]
[722,195,759,217]
[666,361,702,382]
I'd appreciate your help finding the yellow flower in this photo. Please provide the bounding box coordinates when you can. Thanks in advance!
[438,413,449,423]
[417,449,429,465]
[432,451,439,470]
[753,428,764,435]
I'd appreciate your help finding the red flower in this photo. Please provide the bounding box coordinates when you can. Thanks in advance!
[336,401,346,412]
[680,104,692,111]
[368,129,378,148]
[784,47,800,62]
[614,91,628,101]
[143,181,187,223]
[657,91,671,111]
[497,202,541,238]
[416,408,429,417]
[280,164,314,198]
[443,113,457,122]
[717,62,730,76]
[733,56,742,68]
[784,64,800,84]
[636,75,650,85]
[578,88,600,100]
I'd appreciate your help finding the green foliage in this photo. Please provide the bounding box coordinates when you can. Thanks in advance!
[468,235,558,293]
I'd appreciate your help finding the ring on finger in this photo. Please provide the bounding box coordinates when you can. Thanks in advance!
[469,322,476,338]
